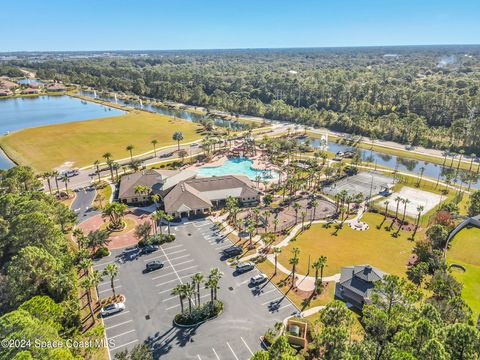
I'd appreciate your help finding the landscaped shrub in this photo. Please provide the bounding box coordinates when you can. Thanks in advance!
[93,247,109,259]
[174,300,223,326]
[139,234,176,247]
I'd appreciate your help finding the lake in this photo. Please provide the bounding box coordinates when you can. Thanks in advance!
[0,95,125,169]
[77,91,251,130]
[300,136,480,189]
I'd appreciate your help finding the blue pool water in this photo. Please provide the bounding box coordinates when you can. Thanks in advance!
[197,157,278,180]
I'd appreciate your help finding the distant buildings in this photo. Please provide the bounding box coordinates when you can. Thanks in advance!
[46,83,67,92]
[118,169,261,217]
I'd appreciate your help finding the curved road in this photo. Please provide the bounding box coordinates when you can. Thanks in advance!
[71,186,99,221]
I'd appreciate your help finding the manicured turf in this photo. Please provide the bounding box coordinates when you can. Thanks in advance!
[0,110,203,172]
[277,212,414,277]
[447,227,480,317]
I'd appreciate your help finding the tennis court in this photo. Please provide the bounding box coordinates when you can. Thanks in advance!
[324,171,395,199]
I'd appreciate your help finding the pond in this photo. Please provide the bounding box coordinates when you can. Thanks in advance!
[77,91,251,131]
[300,137,480,189]
[0,95,125,169]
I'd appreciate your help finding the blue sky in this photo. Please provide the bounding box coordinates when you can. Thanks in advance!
[1,0,479,51]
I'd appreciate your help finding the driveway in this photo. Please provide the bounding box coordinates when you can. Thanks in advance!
[93,218,297,359]
[71,186,99,221]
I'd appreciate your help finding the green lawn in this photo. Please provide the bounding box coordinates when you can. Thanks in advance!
[0,110,203,172]
[447,227,480,318]
[278,212,414,277]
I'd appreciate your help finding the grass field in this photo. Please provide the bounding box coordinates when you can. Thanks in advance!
[447,227,480,318]
[0,110,203,172]
[278,212,414,277]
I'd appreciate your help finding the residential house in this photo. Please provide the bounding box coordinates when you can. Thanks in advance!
[335,264,385,310]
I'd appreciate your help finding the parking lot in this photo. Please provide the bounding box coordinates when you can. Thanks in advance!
[93,218,297,359]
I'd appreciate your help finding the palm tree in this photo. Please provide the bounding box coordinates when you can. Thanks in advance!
[81,276,95,320]
[52,170,60,193]
[310,199,318,222]
[103,263,119,298]
[178,149,188,163]
[273,218,279,233]
[208,267,223,301]
[164,213,174,234]
[102,152,112,162]
[191,273,204,307]
[383,200,390,219]
[106,159,115,181]
[154,210,165,235]
[171,284,186,313]
[292,202,301,224]
[62,174,70,193]
[134,185,150,204]
[151,139,158,156]
[79,257,93,277]
[93,160,101,182]
[300,211,307,230]
[289,254,299,289]
[43,172,52,194]
[173,131,184,151]
[312,256,327,295]
[126,144,135,162]
[91,270,104,300]
[412,205,424,239]
[184,283,195,314]
[417,166,425,187]
[273,247,282,275]
[103,202,128,229]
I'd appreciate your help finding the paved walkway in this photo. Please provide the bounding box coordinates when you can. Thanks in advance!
[77,210,153,249]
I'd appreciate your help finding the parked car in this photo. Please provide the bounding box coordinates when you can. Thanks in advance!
[236,262,255,274]
[100,302,125,317]
[190,143,199,147]
[141,245,159,254]
[223,246,243,258]
[122,246,140,260]
[250,273,268,286]
[159,152,173,158]
[145,260,164,272]
[57,169,80,179]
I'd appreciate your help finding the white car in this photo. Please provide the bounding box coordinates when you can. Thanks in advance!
[100,302,125,317]
[250,273,268,286]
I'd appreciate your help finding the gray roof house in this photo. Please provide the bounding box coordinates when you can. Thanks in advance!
[335,264,385,310]
[163,174,260,217]
[118,169,186,204]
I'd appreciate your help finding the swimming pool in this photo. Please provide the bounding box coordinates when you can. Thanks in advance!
[197,157,278,181]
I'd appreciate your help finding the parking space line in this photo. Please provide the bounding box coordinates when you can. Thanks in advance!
[226,342,239,360]
[197,355,202,360]
[158,286,175,294]
[169,254,191,262]
[241,337,254,356]
[171,259,194,267]
[162,244,184,251]
[258,288,276,297]
[155,272,197,287]
[214,244,230,250]
[110,329,136,340]
[143,249,187,262]
[103,310,130,321]
[99,279,120,287]
[165,294,209,310]
[151,265,197,280]
[278,303,293,311]
[110,338,138,350]
[262,296,284,306]
[212,348,220,360]
[105,319,132,330]
[99,285,122,294]
[93,260,114,268]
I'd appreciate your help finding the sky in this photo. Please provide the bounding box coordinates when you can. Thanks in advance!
[1,0,479,52]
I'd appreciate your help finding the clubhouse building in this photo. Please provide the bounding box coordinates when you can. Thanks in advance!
[118,169,260,218]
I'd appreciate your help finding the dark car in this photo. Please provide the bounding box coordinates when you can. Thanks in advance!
[223,246,243,258]
[159,152,173,158]
[145,260,164,272]
[122,246,140,260]
[141,245,159,254]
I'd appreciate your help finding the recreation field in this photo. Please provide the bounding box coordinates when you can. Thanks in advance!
[0,110,203,172]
